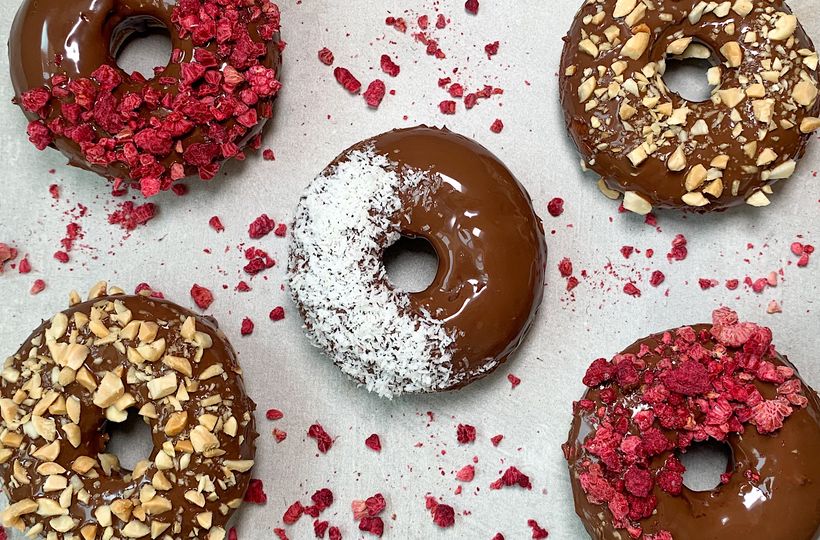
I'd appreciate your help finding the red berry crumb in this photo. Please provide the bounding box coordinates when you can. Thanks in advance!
[283,501,304,525]
[270,306,285,321]
[365,434,382,452]
[249,214,276,239]
[667,234,688,261]
[334,67,362,93]
[432,503,455,528]
[465,0,479,14]
[308,423,333,453]
[209,216,225,232]
[485,41,500,59]
[244,479,267,504]
[30,279,46,295]
[318,48,335,66]
[359,516,384,537]
[650,270,665,287]
[263,149,275,161]
[456,424,476,444]
[439,100,456,114]
[266,409,284,421]
[490,466,532,490]
[380,55,400,77]
[18,258,31,274]
[547,198,565,217]
[455,465,475,482]
[190,284,214,310]
[528,519,549,539]
[623,282,641,297]
[240,318,254,336]
[507,373,521,389]
[490,434,504,446]
[364,80,386,109]
[490,119,504,133]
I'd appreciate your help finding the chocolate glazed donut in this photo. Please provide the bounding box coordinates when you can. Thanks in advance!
[559,0,820,213]
[289,126,547,398]
[0,286,257,540]
[563,311,820,540]
[9,0,282,195]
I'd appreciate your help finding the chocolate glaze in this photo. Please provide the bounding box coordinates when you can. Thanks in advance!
[559,0,820,211]
[0,293,257,539]
[8,0,281,182]
[370,127,547,389]
[564,325,820,540]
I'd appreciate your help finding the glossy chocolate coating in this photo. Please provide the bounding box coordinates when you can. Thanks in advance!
[0,294,257,539]
[565,325,820,540]
[8,0,281,182]
[366,126,547,389]
[559,0,820,211]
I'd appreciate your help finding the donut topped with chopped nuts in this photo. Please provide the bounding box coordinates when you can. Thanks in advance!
[9,0,282,197]
[563,308,820,539]
[559,0,819,213]
[0,283,257,540]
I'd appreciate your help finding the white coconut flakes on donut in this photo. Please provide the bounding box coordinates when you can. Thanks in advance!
[288,146,455,398]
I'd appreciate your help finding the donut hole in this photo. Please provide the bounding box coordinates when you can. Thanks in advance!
[662,44,718,103]
[678,439,733,492]
[103,409,155,472]
[112,17,173,79]
[384,235,439,293]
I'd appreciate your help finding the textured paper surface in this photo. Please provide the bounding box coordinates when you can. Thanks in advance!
[1,1,819,538]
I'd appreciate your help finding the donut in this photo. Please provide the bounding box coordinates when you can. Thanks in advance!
[288,126,547,398]
[559,0,820,213]
[0,283,257,540]
[9,0,282,196]
[563,307,820,539]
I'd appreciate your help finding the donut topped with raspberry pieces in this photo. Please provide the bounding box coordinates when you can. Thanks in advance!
[10,0,282,196]
[563,308,820,540]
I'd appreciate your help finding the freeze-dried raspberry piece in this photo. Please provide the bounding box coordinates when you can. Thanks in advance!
[359,516,384,537]
[490,466,532,490]
[273,529,288,540]
[649,270,665,287]
[308,423,333,453]
[485,41,500,59]
[318,47,335,65]
[455,465,475,482]
[364,80,386,108]
[30,279,46,295]
[249,214,276,238]
[190,284,214,310]
[312,488,334,511]
[334,67,362,93]
[623,466,652,498]
[21,87,51,112]
[661,360,710,396]
[432,503,455,528]
[273,428,287,442]
[365,434,382,452]
[283,501,304,525]
[385,16,408,33]
[365,493,386,516]
[547,198,564,217]
[27,120,53,150]
[436,14,447,28]
[558,258,573,277]
[266,409,284,420]
[465,0,479,14]
[439,100,456,114]
[623,282,641,297]
[490,119,504,133]
[244,479,267,504]
[464,93,478,109]
[583,358,614,387]
[507,373,521,388]
[270,306,286,321]
[209,216,225,232]
[228,527,237,540]
[241,318,254,336]
[527,520,549,539]
[263,149,275,161]
[456,424,476,444]
[108,202,156,231]
[490,434,504,446]
[18,257,31,274]
[380,55,400,77]
[751,398,792,434]
[328,527,342,540]
[0,244,18,273]
[314,520,329,538]
[667,234,688,261]
[492,535,504,540]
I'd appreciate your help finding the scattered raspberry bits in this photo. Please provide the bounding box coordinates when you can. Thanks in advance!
[30,279,46,295]
[465,0,479,15]
[318,47,335,66]
[363,80,386,108]
[527,520,549,539]
[334,67,362,94]
[490,466,532,490]
[485,41,500,59]
[490,119,504,133]
[244,478,268,504]
[190,284,214,310]
[365,434,382,452]
[547,198,565,217]
[439,100,457,114]
[270,306,286,321]
[266,409,284,421]
[380,55,400,77]
[456,423,477,444]
[208,216,225,232]
[308,423,333,453]
[240,317,255,336]
[426,497,456,528]
[248,213,276,239]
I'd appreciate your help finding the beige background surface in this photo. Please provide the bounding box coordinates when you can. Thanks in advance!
[0,0,819,538]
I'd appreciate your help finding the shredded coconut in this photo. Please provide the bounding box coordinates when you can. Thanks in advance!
[288,146,455,398]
